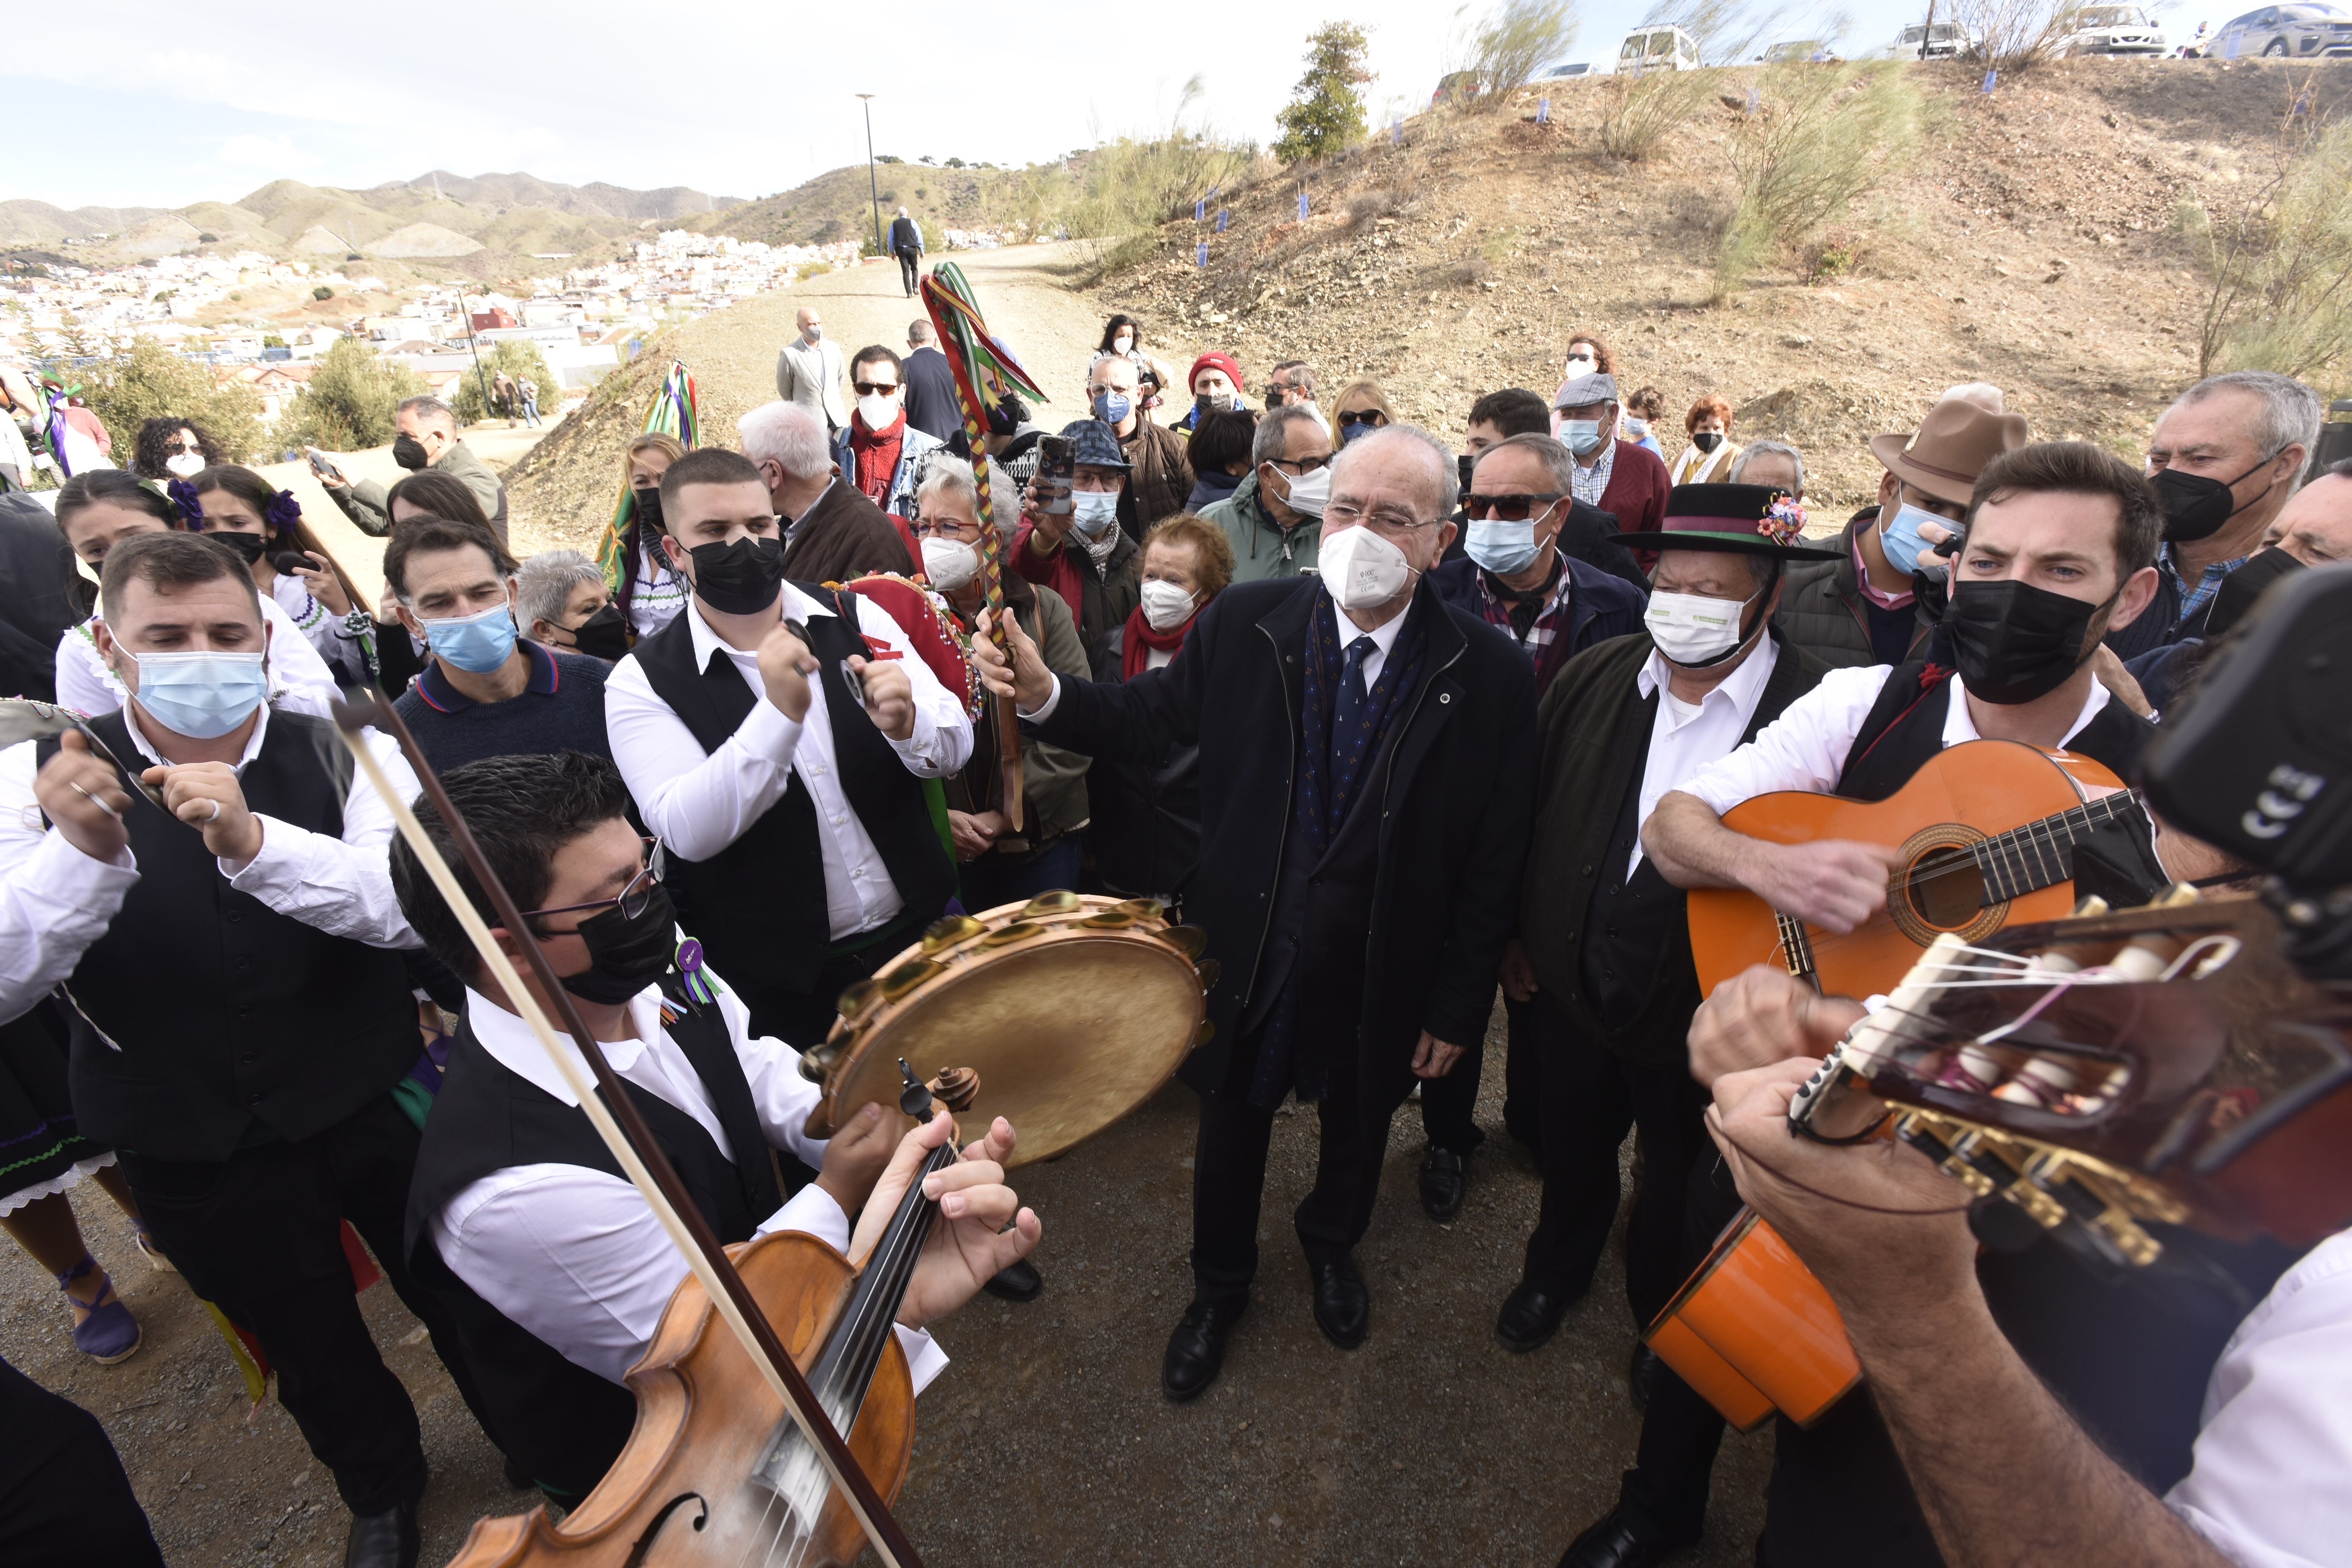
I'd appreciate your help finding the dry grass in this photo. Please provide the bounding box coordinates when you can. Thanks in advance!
[1713,63,1925,299]
[2191,74,2352,379]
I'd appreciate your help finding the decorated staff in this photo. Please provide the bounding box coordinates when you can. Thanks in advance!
[918,262,1049,830]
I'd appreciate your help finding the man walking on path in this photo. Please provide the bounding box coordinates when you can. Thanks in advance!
[889,207,925,297]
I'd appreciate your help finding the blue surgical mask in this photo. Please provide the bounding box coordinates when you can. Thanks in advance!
[1623,415,1649,438]
[1466,519,1542,577]
[130,651,268,739]
[1071,489,1121,537]
[422,600,519,674]
[1091,391,1132,427]
[1559,419,1604,458]
[1879,501,1949,577]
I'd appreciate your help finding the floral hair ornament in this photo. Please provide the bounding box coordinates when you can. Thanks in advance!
[1758,495,1808,548]
[165,477,206,527]
[265,489,303,533]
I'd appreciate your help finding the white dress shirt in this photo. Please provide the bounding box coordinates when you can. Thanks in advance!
[0,701,421,1023]
[53,600,343,722]
[605,585,971,942]
[1677,665,2113,818]
[2167,1228,2352,1567]
[429,974,946,1391]
[1628,635,1781,877]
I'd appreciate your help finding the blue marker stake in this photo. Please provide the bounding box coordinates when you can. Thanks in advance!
[1195,198,1205,222]
[1196,242,1208,268]
[1982,68,1998,93]
[1537,97,1551,124]
[1298,191,1309,220]
[1392,118,1403,145]
[1216,209,1228,233]
[1747,86,1760,115]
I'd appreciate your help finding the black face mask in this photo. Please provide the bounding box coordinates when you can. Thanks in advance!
[558,880,678,1006]
[210,530,268,565]
[1693,431,1725,454]
[1194,392,1235,416]
[2152,459,2272,543]
[687,536,787,615]
[564,602,631,662]
[2203,545,2304,638]
[392,434,431,471]
[1945,578,2114,706]
[632,485,664,535]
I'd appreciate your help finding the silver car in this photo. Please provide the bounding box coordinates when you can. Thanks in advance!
[2209,2,2352,56]
[2061,4,2169,53]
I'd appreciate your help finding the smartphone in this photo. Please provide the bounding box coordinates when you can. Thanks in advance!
[304,446,343,484]
[1035,434,1074,517]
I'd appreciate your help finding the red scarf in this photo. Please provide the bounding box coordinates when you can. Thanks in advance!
[1121,603,1194,680]
[851,409,906,501]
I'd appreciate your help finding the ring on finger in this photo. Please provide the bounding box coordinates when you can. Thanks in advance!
[203,798,222,824]
[69,780,124,820]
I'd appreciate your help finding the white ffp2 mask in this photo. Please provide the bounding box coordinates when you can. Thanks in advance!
[1645,587,1758,668]
[1317,523,1413,611]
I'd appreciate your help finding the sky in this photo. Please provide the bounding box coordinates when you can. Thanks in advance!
[7,0,2228,214]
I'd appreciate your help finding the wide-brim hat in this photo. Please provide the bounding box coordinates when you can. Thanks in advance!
[1867,397,2031,508]
[1647,483,1842,559]
[1059,418,1131,469]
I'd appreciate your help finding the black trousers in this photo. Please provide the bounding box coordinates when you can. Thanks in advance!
[895,249,920,293]
[1418,989,1541,1155]
[726,908,936,1048]
[1521,989,1711,1321]
[0,1355,164,1567]
[1189,1052,1402,1305]
[117,1096,492,1516]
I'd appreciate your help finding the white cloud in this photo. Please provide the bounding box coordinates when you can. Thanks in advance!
[218,134,320,170]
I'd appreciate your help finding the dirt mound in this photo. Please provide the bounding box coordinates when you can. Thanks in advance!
[1095,57,2352,510]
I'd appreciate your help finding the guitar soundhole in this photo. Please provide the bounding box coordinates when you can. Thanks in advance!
[1907,847,1986,929]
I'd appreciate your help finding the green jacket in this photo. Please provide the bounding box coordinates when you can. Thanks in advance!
[1200,471,1320,583]
[330,440,509,542]
[1773,510,1933,671]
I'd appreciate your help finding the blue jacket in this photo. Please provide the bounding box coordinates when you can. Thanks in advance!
[1428,551,1648,698]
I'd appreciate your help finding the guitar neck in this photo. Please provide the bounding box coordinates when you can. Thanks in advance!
[1971,788,2145,904]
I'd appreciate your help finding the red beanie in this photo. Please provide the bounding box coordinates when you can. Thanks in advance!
[1189,352,1244,394]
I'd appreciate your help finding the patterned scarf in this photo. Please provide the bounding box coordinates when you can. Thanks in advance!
[1294,594,1426,860]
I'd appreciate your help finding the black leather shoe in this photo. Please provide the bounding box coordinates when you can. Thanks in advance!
[1162,1297,1245,1401]
[982,1259,1042,1302]
[1496,1280,1575,1353]
[1310,1260,1369,1349]
[1630,1344,1662,1412]
[343,1497,421,1568]
[1418,1146,1466,1221]
[1556,1504,1687,1568]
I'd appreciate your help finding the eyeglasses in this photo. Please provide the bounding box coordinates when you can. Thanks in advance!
[1265,454,1331,474]
[910,518,976,538]
[1325,501,1439,533]
[1464,492,1566,521]
[524,838,666,924]
[1336,409,1387,429]
[852,381,900,397]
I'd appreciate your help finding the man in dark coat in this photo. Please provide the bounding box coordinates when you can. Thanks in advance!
[972,427,1536,1400]
[738,399,915,585]
[902,319,963,444]
[888,207,925,296]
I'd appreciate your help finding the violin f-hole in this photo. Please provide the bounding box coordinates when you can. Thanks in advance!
[622,1491,707,1567]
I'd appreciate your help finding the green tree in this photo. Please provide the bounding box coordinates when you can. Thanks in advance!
[275,336,423,451]
[453,339,560,424]
[72,337,265,462]
[1273,24,1374,164]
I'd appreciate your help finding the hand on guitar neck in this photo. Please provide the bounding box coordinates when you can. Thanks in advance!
[1647,789,1905,934]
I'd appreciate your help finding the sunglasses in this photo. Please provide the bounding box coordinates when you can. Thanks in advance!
[1464,492,1566,521]
[852,381,899,397]
[162,437,200,455]
[1336,409,1387,429]
[523,838,666,924]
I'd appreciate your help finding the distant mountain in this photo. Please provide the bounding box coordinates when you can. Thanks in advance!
[0,200,176,246]
[715,160,1046,249]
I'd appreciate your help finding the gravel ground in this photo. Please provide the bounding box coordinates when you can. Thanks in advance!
[3,998,1770,1567]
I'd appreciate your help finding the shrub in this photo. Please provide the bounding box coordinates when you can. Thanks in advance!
[1456,0,1581,105]
[71,337,266,462]
[2194,103,2352,380]
[1346,190,1399,229]
[1950,0,2072,74]
[452,339,558,423]
[1273,23,1374,162]
[1712,63,1922,300]
[274,336,423,451]
[1597,67,1718,161]
[312,284,334,301]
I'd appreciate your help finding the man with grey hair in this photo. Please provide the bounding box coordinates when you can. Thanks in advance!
[320,394,509,541]
[1553,371,1671,546]
[2121,369,2324,659]
[969,423,1536,1394]
[1198,402,1335,582]
[737,399,913,584]
[1728,438,1805,499]
[902,316,961,443]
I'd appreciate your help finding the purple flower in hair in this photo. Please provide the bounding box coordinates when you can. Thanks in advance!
[165,478,206,527]
[265,489,303,531]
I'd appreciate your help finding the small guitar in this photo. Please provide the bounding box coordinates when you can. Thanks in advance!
[1687,739,2148,1001]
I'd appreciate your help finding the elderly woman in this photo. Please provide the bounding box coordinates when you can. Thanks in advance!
[912,456,1095,909]
[517,548,627,662]
[1669,395,1742,486]
[1331,380,1398,448]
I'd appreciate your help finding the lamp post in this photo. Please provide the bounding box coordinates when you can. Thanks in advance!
[856,94,884,259]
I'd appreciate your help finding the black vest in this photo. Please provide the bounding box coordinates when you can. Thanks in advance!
[1580,764,1684,1036]
[630,586,955,993]
[37,708,416,1161]
[403,984,781,1500]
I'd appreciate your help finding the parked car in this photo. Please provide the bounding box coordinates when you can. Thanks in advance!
[2209,2,2352,56]
[1431,69,1485,107]
[1887,21,1978,56]
[2059,3,2169,52]
[1618,24,1702,70]
[1759,38,1844,61]
[1532,59,1608,81]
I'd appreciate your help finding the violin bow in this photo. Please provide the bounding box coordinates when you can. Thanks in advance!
[327,688,922,1568]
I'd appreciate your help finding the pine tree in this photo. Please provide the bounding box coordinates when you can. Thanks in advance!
[1273,24,1374,165]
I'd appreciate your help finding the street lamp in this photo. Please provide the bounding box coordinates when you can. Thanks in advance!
[856,94,884,259]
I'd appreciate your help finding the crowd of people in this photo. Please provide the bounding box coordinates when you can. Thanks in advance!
[0,293,2348,1568]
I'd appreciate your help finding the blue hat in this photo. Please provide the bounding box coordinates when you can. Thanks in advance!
[1060,418,1131,470]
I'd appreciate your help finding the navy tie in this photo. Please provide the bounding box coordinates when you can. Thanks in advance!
[1329,634,1376,776]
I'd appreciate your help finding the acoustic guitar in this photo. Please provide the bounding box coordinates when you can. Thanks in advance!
[1686,739,2147,1001]
[1648,895,2352,1432]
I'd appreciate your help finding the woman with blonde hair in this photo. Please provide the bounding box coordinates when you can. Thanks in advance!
[1330,380,1397,449]
[1668,394,1742,486]
[611,431,690,640]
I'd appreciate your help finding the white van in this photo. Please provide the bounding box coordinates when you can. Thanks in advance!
[1618,24,1702,70]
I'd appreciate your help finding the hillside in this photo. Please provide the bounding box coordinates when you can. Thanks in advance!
[1097,56,2352,511]
[715,159,1049,249]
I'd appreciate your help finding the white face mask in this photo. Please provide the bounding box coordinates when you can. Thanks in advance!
[164,451,205,478]
[1317,522,1414,611]
[1645,586,1760,668]
[1270,462,1331,518]
[1564,353,1598,379]
[1139,578,1197,631]
[1071,488,1121,537]
[920,535,979,592]
[856,390,900,430]
[1113,334,1134,354]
